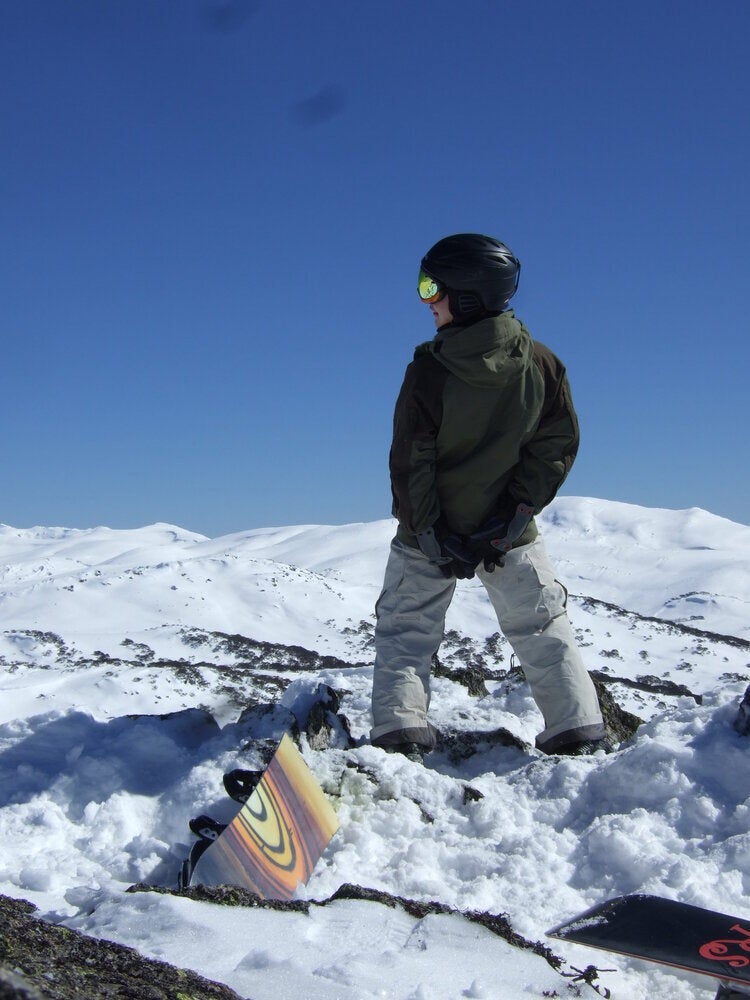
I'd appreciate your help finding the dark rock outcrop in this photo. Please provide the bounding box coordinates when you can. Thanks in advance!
[0,894,244,1000]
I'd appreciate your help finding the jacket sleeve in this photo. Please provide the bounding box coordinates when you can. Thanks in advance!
[506,342,580,514]
[389,353,447,535]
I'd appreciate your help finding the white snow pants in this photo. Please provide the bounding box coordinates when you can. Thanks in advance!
[370,534,605,753]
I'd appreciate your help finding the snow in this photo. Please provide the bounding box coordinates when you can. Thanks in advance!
[1,496,750,999]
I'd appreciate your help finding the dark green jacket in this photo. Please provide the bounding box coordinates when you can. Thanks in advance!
[389,311,579,546]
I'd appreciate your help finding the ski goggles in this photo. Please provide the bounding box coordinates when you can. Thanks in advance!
[417,268,446,303]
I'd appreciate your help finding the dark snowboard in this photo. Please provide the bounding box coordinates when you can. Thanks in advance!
[549,894,750,994]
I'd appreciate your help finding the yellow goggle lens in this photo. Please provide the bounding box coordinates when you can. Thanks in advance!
[418,269,444,303]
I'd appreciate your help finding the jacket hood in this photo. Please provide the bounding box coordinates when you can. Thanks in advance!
[419,311,534,388]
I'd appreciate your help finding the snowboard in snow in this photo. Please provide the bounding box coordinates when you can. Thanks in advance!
[549,894,750,995]
[187,733,338,899]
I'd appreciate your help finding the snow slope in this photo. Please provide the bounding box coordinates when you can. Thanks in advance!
[1,497,749,999]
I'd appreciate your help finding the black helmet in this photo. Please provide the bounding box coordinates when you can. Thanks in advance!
[420,233,521,321]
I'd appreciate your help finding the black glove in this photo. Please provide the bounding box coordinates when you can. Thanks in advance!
[469,502,534,572]
[439,533,480,579]
[415,524,479,579]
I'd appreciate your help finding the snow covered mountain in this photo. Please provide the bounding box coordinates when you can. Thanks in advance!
[1,497,749,999]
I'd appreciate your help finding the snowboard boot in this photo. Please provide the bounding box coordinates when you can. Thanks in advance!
[556,734,616,757]
[385,742,426,764]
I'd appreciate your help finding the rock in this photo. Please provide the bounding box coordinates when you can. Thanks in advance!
[0,894,243,1000]
[734,684,750,736]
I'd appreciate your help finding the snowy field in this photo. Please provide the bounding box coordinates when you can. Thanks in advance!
[1,496,749,999]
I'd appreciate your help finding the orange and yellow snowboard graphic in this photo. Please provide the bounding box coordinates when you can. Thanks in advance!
[191,734,339,899]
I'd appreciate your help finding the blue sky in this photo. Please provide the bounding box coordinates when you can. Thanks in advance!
[2,0,748,536]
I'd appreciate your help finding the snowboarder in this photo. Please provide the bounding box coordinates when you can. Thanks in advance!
[371,233,608,761]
